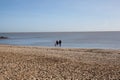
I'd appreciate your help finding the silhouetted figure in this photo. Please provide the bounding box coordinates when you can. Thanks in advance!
[58,40,62,47]
[55,40,59,47]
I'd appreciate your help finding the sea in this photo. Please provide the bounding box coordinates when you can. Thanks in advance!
[0,31,120,49]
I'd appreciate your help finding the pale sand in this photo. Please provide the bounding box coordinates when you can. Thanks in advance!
[0,45,120,80]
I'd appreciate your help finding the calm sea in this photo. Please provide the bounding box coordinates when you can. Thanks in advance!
[0,32,120,49]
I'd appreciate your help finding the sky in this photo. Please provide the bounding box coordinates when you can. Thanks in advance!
[0,0,120,32]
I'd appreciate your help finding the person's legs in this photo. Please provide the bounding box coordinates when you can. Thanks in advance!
[59,43,61,47]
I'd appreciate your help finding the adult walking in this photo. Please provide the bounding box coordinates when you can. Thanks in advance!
[55,40,59,47]
[58,40,62,47]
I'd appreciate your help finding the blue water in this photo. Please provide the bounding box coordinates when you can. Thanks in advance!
[0,32,120,49]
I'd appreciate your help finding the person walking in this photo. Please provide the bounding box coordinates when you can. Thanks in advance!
[58,40,62,47]
[55,40,59,47]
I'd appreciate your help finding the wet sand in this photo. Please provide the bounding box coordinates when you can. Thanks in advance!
[0,45,120,80]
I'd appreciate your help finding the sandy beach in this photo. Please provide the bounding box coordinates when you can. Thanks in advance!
[0,45,120,80]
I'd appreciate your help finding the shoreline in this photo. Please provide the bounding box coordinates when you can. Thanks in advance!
[1,44,120,50]
[0,44,120,79]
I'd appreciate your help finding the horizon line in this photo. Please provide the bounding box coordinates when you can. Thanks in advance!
[0,31,120,33]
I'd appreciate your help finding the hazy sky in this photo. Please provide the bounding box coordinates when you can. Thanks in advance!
[0,0,120,32]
